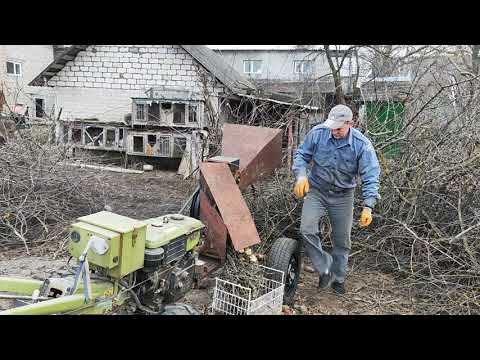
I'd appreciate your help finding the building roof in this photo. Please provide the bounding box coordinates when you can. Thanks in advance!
[29,45,256,94]
[181,45,255,94]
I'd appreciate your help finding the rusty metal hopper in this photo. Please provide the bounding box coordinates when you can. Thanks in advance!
[197,124,284,255]
[221,124,283,191]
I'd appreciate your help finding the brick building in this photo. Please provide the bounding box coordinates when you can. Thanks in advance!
[29,45,257,170]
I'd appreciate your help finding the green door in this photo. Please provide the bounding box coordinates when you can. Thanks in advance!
[365,101,405,157]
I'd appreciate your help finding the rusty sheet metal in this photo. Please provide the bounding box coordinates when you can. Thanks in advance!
[221,123,283,191]
[198,190,227,263]
[199,162,261,251]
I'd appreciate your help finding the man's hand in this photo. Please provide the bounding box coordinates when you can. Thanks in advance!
[293,176,310,199]
[359,207,372,228]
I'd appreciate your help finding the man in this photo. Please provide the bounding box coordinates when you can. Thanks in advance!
[292,104,380,295]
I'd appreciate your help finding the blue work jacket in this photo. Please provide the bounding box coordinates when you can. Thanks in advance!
[292,125,381,208]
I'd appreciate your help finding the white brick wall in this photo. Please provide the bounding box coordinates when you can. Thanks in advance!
[55,87,147,122]
[45,45,227,122]
[48,45,222,93]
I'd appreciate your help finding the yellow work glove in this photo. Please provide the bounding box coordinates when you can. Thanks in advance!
[359,207,372,228]
[293,176,310,199]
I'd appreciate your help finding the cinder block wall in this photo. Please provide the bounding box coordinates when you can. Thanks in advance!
[47,45,225,122]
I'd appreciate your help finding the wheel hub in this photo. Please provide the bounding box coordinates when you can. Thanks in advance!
[286,257,297,288]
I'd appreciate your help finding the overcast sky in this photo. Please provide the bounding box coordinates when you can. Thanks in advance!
[207,45,299,50]
[206,45,356,50]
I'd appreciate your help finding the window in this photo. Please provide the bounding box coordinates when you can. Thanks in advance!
[105,129,116,147]
[333,56,356,77]
[243,60,262,74]
[6,61,22,76]
[72,128,82,144]
[133,136,144,153]
[35,98,45,118]
[136,104,145,121]
[118,128,124,147]
[294,60,314,74]
[189,104,197,123]
[173,103,186,124]
[146,134,156,156]
[173,137,187,158]
[158,136,171,156]
[148,103,160,122]
[85,127,104,146]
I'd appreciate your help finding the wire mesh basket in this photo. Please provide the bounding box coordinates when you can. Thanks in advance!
[211,265,285,315]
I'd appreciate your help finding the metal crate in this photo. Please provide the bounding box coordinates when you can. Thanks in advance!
[211,265,284,315]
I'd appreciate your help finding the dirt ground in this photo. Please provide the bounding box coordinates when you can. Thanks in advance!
[0,168,419,315]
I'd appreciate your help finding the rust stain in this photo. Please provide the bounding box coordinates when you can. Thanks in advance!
[198,190,227,263]
[199,162,261,251]
[221,123,283,190]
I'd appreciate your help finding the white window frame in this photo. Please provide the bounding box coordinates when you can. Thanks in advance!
[6,61,22,76]
[294,60,314,74]
[333,56,356,77]
[243,60,262,74]
[136,103,146,122]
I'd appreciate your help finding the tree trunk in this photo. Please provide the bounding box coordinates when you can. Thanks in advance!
[324,45,346,105]
[471,45,480,75]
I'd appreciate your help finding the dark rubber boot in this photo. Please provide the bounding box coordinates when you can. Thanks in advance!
[318,272,334,289]
[331,281,345,295]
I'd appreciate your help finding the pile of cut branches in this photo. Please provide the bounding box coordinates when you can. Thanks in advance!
[0,130,107,253]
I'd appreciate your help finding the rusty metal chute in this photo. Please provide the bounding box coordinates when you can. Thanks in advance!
[198,124,283,256]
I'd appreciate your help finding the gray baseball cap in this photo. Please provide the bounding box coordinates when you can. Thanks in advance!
[323,104,353,129]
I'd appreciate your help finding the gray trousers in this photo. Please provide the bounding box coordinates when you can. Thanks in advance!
[300,186,354,283]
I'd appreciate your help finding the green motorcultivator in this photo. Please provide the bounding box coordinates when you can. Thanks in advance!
[0,212,204,315]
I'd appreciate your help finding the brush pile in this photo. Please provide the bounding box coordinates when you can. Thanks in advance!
[0,128,106,253]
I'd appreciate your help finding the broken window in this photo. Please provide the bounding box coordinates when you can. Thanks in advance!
[158,136,170,156]
[148,103,160,122]
[147,134,156,146]
[173,136,187,158]
[161,103,172,110]
[133,136,144,153]
[72,128,82,144]
[105,129,116,147]
[85,127,104,146]
[189,104,197,123]
[136,104,145,121]
[173,103,185,124]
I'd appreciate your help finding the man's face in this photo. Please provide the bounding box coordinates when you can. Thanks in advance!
[331,122,352,139]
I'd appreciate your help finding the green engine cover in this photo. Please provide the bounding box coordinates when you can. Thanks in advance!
[69,212,204,280]
[69,211,146,279]
[144,214,205,251]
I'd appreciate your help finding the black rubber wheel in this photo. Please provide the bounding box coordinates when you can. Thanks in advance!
[189,188,200,220]
[266,237,302,306]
